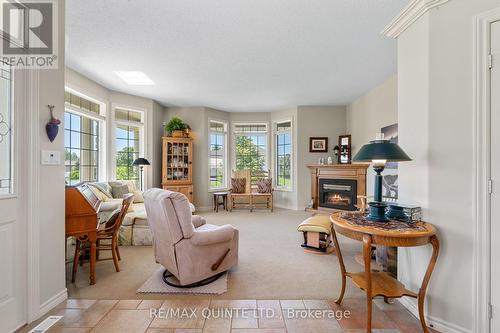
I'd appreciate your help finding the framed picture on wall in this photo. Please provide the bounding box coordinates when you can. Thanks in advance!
[338,135,351,164]
[309,137,328,152]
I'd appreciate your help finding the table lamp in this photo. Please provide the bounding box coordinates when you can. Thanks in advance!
[352,134,411,222]
[133,157,150,191]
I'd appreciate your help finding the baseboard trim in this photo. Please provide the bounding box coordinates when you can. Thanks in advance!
[274,203,300,211]
[398,298,471,333]
[197,205,302,212]
[194,206,213,212]
[38,288,67,318]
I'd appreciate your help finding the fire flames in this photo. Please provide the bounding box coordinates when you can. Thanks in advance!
[328,194,350,205]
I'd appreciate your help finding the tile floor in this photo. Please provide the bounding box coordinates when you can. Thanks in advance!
[18,298,440,333]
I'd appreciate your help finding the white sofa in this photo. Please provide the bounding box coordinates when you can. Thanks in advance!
[86,181,195,246]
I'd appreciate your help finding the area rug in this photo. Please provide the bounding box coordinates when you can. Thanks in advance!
[136,267,228,295]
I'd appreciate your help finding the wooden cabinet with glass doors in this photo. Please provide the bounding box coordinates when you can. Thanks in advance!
[162,137,193,202]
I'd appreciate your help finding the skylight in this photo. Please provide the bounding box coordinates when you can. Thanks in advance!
[114,71,155,85]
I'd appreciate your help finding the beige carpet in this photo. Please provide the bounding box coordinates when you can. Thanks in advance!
[137,268,228,295]
[66,209,365,300]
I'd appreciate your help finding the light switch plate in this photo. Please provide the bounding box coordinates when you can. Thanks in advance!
[41,150,61,165]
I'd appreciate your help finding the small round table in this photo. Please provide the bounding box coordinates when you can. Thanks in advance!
[213,192,229,212]
[330,212,439,333]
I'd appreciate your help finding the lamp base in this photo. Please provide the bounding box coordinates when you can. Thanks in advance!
[367,202,389,222]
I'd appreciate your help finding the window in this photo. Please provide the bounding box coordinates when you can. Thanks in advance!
[64,92,102,185]
[0,62,13,195]
[65,91,101,114]
[114,108,143,186]
[234,123,268,173]
[275,121,292,189]
[209,120,227,190]
[64,113,100,185]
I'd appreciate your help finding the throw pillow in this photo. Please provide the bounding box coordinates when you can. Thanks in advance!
[87,184,109,202]
[231,178,246,194]
[257,178,273,193]
[109,180,136,193]
[123,180,137,192]
[88,182,113,198]
[133,190,144,203]
[111,184,130,199]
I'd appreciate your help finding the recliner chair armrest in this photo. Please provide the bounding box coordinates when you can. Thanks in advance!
[192,215,206,228]
[190,225,235,246]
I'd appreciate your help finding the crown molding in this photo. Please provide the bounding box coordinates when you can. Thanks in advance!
[382,0,450,38]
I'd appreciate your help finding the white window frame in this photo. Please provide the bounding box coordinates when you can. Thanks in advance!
[208,119,228,191]
[274,119,293,191]
[231,122,269,173]
[64,88,107,183]
[110,103,146,184]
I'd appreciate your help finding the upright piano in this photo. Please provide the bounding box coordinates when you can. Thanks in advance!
[65,183,102,285]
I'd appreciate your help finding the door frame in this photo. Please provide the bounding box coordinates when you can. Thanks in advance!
[0,35,41,331]
[0,69,40,331]
[473,7,500,333]
[26,68,41,323]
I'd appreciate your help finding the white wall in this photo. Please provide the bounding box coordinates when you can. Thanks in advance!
[396,0,500,330]
[347,75,398,155]
[397,8,433,323]
[347,75,398,198]
[38,0,66,313]
[151,101,164,188]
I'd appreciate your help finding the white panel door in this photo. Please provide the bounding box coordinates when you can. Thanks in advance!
[0,63,27,331]
[491,19,500,333]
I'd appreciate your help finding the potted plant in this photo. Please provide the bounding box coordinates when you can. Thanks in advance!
[165,117,188,138]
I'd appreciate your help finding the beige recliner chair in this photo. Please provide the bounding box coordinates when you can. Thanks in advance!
[144,188,239,287]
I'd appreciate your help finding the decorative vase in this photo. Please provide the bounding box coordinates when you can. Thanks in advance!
[46,105,60,142]
[46,123,59,142]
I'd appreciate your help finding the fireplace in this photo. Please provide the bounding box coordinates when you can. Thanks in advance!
[319,178,357,211]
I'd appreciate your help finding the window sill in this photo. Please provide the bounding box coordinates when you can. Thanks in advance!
[208,188,229,193]
[274,187,293,192]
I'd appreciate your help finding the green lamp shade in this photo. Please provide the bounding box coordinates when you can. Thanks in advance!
[352,140,412,162]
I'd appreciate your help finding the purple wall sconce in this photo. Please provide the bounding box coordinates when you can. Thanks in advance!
[46,105,61,142]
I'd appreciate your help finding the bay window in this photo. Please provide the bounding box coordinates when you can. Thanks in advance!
[233,123,268,174]
[64,91,103,185]
[275,121,292,189]
[114,107,144,187]
[209,120,227,190]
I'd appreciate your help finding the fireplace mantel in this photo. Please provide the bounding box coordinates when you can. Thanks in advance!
[307,164,369,212]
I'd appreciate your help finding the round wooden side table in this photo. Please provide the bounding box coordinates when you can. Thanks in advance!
[330,212,439,333]
[213,191,229,212]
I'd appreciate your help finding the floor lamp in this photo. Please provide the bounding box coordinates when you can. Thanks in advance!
[133,157,150,191]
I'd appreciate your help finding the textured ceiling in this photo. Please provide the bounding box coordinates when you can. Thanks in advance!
[66,0,406,111]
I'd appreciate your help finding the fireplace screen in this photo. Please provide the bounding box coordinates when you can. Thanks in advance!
[319,179,357,211]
